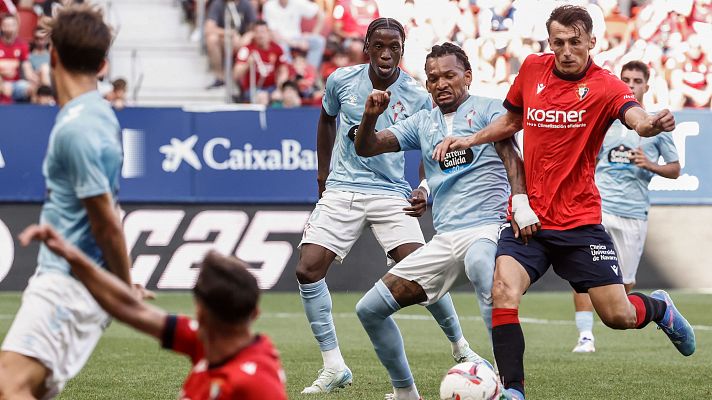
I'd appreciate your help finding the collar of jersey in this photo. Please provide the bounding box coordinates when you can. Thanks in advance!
[552,57,593,82]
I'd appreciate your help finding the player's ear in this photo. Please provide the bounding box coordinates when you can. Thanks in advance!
[644,82,650,94]
[589,35,596,50]
[464,69,472,88]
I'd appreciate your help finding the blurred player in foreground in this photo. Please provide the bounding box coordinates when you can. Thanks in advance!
[354,42,534,400]
[297,18,479,394]
[19,224,287,400]
[434,5,695,400]
[0,5,140,399]
[571,60,680,353]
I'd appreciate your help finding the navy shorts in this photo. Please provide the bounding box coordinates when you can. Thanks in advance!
[496,223,623,293]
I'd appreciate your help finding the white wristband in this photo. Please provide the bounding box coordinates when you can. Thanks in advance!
[418,179,430,197]
[511,194,539,228]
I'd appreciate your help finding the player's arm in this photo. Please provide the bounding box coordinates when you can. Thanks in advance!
[316,106,337,198]
[630,150,681,179]
[494,138,540,243]
[624,106,675,137]
[19,224,167,339]
[354,90,401,157]
[83,194,132,285]
[433,110,522,161]
[404,162,428,217]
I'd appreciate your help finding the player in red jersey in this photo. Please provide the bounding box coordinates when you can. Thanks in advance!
[19,224,287,400]
[434,5,695,400]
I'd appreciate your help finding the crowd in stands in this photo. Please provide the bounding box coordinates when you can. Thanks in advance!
[190,0,711,110]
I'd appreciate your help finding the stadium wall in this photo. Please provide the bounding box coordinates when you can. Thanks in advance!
[0,106,710,291]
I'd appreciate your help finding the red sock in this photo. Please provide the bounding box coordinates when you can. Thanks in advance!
[628,294,647,328]
[492,308,519,327]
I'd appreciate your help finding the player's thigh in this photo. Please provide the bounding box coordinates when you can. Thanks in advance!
[300,190,367,264]
[1,272,109,397]
[0,351,48,399]
[550,224,623,294]
[367,196,425,258]
[387,234,460,306]
[495,223,550,295]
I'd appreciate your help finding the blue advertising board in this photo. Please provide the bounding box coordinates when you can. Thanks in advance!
[0,105,709,204]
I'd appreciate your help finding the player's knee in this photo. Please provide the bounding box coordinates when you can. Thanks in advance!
[205,33,220,46]
[355,296,376,325]
[295,261,326,284]
[491,278,520,308]
[599,309,635,330]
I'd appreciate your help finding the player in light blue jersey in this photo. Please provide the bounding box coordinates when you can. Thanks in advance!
[571,61,680,353]
[0,6,144,398]
[354,43,534,400]
[297,19,480,394]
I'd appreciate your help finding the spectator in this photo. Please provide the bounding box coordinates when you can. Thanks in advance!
[270,80,302,107]
[205,0,258,89]
[104,78,129,110]
[0,13,35,103]
[0,0,17,15]
[262,0,325,69]
[33,84,55,105]
[332,0,379,40]
[29,27,50,87]
[233,20,289,101]
[289,48,317,99]
[41,0,84,17]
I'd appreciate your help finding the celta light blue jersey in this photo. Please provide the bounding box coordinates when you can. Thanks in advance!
[322,64,431,198]
[595,120,678,220]
[38,90,123,275]
[390,95,509,233]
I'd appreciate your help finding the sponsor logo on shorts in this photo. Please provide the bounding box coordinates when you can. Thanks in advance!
[439,148,474,174]
[589,244,618,263]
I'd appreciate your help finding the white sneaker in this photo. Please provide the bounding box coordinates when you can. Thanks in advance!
[572,337,595,353]
[301,366,353,394]
[453,343,483,363]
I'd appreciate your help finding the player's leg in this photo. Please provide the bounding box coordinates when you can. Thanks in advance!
[0,352,49,399]
[571,291,595,352]
[298,190,365,393]
[463,238,498,337]
[602,212,648,293]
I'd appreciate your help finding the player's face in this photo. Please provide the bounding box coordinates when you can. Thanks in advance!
[425,54,472,113]
[254,25,270,47]
[548,21,595,75]
[366,29,403,80]
[620,69,649,104]
[0,17,18,42]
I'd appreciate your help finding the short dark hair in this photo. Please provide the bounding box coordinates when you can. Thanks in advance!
[426,42,471,71]
[48,4,112,74]
[253,19,268,28]
[37,85,53,96]
[365,18,405,47]
[621,60,650,82]
[112,78,127,91]
[193,251,260,324]
[281,80,299,92]
[546,5,593,37]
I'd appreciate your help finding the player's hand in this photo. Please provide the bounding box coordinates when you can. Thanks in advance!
[432,136,470,161]
[317,177,327,199]
[511,194,541,245]
[650,109,675,132]
[132,283,156,300]
[19,224,76,259]
[629,147,653,170]
[364,89,390,117]
[404,187,428,217]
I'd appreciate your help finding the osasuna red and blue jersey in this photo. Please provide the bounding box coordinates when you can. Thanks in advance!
[503,53,639,230]
[162,315,287,400]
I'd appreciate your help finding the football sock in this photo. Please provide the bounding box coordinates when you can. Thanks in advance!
[425,293,463,343]
[464,239,497,336]
[628,292,667,328]
[299,279,340,355]
[492,308,525,397]
[393,384,420,400]
[575,311,594,339]
[321,347,346,370]
[356,280,414,388]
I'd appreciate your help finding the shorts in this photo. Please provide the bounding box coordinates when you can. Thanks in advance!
[389,224,500,305]
[1,271,110,398]
[300,189,425,263]
[601,212,648,285]
[496,223,623,293]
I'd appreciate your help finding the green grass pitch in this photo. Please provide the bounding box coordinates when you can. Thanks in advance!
[0,291,710,399]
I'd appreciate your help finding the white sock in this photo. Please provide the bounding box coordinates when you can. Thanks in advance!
[451,336,469,355]
[394,384,420,400]
[322,347,346,370]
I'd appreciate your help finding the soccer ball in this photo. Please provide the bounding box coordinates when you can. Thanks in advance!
[439,359,501,400]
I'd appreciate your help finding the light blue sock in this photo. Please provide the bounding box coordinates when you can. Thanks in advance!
[355,280,414,388]
[464,239,498,340]
[299,278,338,351]
[426,293,463,343]
[575,311,594,337]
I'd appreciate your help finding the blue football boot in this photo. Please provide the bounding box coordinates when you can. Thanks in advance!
[650,290,696,356]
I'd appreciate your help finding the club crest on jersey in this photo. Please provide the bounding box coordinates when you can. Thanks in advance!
[465,108,476,128]
[576,84,589,101]
[391,100,405,121]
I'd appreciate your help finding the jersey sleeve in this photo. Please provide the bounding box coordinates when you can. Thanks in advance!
[656,132,679,163]
[322,70,341,117]
[161,315,203,363]
[481,97,506,126]
[606,74,640,125]
[389,110,425,151]
[56,129,111,199]
[418,93,433,112]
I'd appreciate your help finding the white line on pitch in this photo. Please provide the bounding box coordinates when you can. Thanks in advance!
[263,312,712,331]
